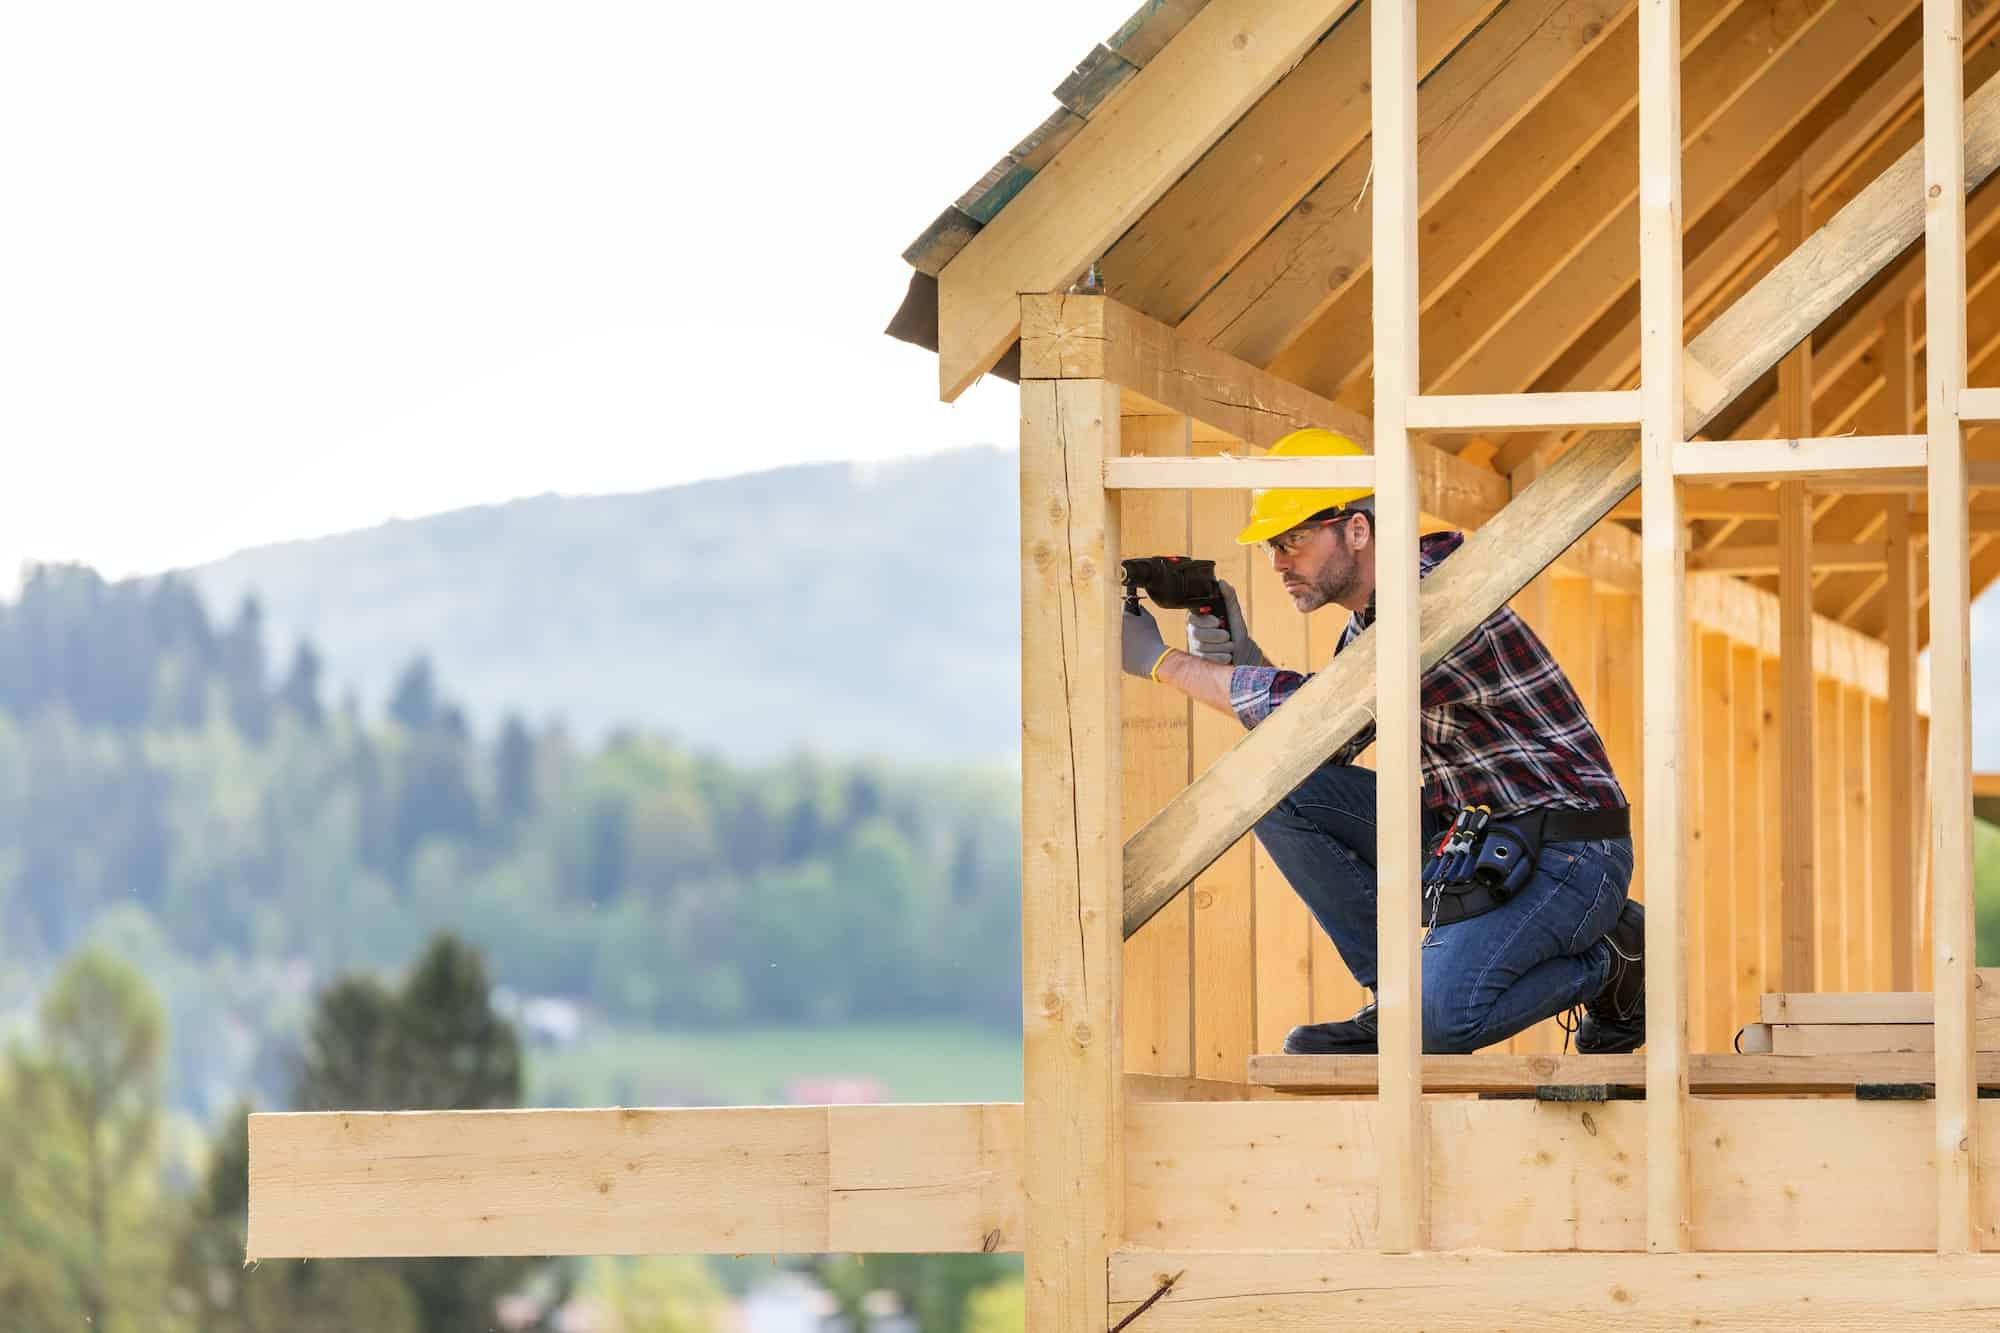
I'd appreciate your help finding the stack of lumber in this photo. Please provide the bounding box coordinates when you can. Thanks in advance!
[1736,970,1999,1055]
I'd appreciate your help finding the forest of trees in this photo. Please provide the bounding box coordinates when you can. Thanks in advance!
[0,563,1026,1122]
[1,935,1021,1331]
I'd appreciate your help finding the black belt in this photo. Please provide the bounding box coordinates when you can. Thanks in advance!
[1509,805,1631,844]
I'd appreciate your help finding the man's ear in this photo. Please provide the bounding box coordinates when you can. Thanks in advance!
[1348,512,1375,550]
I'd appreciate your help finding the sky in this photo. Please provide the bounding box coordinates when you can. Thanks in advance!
[0,0,1122,585]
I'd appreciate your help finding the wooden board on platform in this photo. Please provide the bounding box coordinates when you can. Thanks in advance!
[1759,971,2000,1023]
[1248,1051,2000,1094]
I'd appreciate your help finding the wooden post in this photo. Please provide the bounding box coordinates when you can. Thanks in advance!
[1880,306,1921,992]
[1923,0,1979,1257]
[1371,0,1426,1254]
[1777,167,1818,995]
[1638,0,1690,1254]
[1019,331,1123,1326]
[1120,415,1193,1078]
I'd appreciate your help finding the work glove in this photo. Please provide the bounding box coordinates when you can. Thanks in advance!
[1121,601,1172,679]
[1184,580,1265,667]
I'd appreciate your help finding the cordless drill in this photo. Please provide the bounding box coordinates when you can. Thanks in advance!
[1120,556,1232,638]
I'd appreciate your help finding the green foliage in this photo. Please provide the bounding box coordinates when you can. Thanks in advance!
[1976,818,2000,965]
[0,562,1025,1126]
[962,1278,1026,1333]
[811,1253,1022,1333]
[586,1258,729,1333]
[0,949,170,1333]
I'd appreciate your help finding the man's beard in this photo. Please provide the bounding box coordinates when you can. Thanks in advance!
[1287,548,1364,612]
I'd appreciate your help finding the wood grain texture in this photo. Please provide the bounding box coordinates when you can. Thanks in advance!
[1020,375,1122,1326]
[1112,1248,2000,1325]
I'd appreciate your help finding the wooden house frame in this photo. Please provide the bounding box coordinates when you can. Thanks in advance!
[249,2,2000,1327]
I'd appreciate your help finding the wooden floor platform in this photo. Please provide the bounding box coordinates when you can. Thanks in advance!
[1249,1051,2000,1095]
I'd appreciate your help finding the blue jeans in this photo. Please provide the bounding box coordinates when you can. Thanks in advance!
[1252,763,1635,1053]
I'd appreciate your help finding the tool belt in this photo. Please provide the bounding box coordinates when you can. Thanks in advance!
[1421,804,1631,928]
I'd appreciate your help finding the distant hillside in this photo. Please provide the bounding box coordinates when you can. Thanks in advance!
[188,448,1023,760]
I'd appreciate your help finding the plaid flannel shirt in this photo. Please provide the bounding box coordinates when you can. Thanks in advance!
[1228,531,1627,817]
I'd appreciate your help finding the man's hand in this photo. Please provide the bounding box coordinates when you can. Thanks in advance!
[1122,601,1172,678]
[1185,580,1266,667]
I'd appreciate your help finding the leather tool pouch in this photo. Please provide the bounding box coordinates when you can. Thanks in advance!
[1422,807,1541,928]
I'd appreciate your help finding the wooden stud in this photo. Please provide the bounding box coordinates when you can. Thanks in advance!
[1639,0,1690,1252]
[1777,169,1819,998]
[1699,633,1735,1052]
[1887,497,1921,989]
[1925,0,1980,1256]
[1120,415,1194,1078]
[1844,687,1873,992]
[1730,644,1767,1034]
[1190,433,1255,1081]
[1370,0,1425,1255]
[1959,385,2000,421]
[1019,362,1122,1326]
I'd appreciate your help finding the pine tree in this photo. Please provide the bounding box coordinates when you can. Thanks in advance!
[277,639,326,730]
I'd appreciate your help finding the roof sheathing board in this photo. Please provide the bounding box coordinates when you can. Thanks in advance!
[899,0,1211,276]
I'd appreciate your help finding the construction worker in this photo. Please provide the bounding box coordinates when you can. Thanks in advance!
[1120,428,1644,1055]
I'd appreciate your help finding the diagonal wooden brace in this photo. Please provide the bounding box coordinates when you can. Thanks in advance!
[1122,66,2000,940]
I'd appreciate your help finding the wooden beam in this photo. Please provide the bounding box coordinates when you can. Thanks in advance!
[1887,492,1921,989]
[1020,365,1122,1325]
[1124,1097,1999,1253]
[1925,0,1979,1257]
[1120,60,2000,942]
[1407,390,1641,432]
[1958,384,2000,420]
[1761,971,2000,1023]
[247,1104,1025,1258]
[1248,1050,2000,1093]
[935,0,1360,400]
[1776,171,1819,999]
[1370,0,1425,1255]
[1675,434,1928,481]
[1688,541,1889,574]
[1111,1251,2000,1326]
[1102,455,1373,489]
[1638,0,1689,1255]
[1022,294,1509,526]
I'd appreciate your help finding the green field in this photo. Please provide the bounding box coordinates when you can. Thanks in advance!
[527,1020,1025,1108]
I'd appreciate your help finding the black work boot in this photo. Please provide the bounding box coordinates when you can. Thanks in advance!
[1283,1001,1378,1055]
[1577,899,1646,1054]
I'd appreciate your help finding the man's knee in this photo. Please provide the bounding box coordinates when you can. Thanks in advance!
[1421,984,1489,1055]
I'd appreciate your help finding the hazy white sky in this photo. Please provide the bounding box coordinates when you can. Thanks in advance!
[0,1,1122,586]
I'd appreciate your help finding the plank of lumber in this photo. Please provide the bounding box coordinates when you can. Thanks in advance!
[1638,0,1688,1254]
[1962,385,2000,420]
[1109,1251,2000,1327]
[935,0,1361,400]
[246,1103,1024,1258]
[1688,541,1888,574]
[1759,971,2000,1024]
[1371,0,1427,1256]
[1675,434,1927,481]
[1102,455,1373,489]
[1121,64,2000,939]
[1247,1050,2000,1092]
[1406,390,1641,431]
[1022,294,1508,525]
[1019,374,1122,1328]
[1762,1021,2000,1054]
[1926,0,1979,1259]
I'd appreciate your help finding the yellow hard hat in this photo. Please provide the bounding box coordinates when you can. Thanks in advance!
[1235,428,1373,545]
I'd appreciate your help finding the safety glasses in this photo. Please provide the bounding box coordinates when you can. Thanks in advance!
[1258,511,1358,559]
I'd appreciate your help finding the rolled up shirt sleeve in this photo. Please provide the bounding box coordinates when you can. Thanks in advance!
[1229,665,1307,728]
